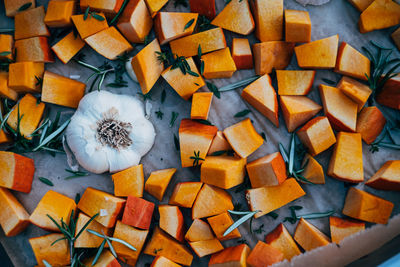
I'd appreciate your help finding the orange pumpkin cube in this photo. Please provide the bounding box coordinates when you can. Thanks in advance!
[366,160,400,191]
[329,216,365,244]
[8,62,44,93]
[189,239,224,257]
[392,27,400,51]
[359,0,400,33]
[376,74,400,110]
[342,187,394,224]
[44,0,75,27]
[253,41,295,75]
[189,0,216,19]
[202,47,237,79]
[159,205,185,242]
[294,218,331,251]
[14,6,49,40]
[0,151,34,193]
[41,71,86,108]
[15,37,54,63]
[185,219,214,242]
[0,188,29,237]
[276,70,315,95]
[154,12,198,45]
[246,241,284,267]
[265,223,301,261]
[251,0,283,42]
[30,190,76,231]
[145,168,176,201]
[151,256,181,267]
[162,57,204,100]
[121,196,155,230]
[295,35,339,69]
[246,178,306,218]
[170,28,227,57]
[191,92,213,120]
[169,182,203,208]
[335,42,370,80]
[4,0,35,17]
[285,10,311,43]
[246,152,287,188]
[80,0,124,17]
[0,72,18,101]
[192,184,234,219]
[208,131,232,155]
[74,213,112,248]
[297,116,337,156]
[77,187,126,228]
[207,212,241,241]
[209,244,250,267]
[232,38,253,70]
[301,154,325,184]
[211,0,254,35]
[71,13,109,39]
[29,233,70,267]
[337,76,372,112]
[0,34,13,60]
[223,118,264,158]
[51,31,85,64]
[144,0,169,17]
[131,39,164,94]
[83,250,120,267]
[117,0,153,43]
[356,106,386,144]
[348,0,374,12]
[112,164,144,197]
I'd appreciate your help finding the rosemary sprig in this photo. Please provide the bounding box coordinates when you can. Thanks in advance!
[190,150,204,167]
[38,177,54,186]
[252,223,265,234]
[64,169,89,180]
[155,51,171,65]
[197,15,215,32]
[223,210,260,237]
[155,109,164,119]
[284,206,334,224]
[169,111,179,127]
[110,0,129,25]
[369,125,400,153]
[283,206,303,224]
[83,7,105,21]
[219,76,260,92]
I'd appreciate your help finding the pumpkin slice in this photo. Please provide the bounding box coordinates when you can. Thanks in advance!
[0,151,34,193]
[202,47,237,79]
[392,27,400,51]
[251,0,283,42]
[4,0,35,17]
[112,164,144,197]
[232,38,253,70]
[365,160,400,191]
[8,62,44,93]
[29,233,70,267]
[169,182,203,208]
[185,219,214,242]
[207,131,232,155]
[191,92,213,120]
[329,216,365,244]
[337,76,372,112]
[189,239,224,257]
[159,205,185,242]
[51,31,85,64]
[253,41,295,75]
[376,74,400,110]
[144,0,169,17]
[356,106,386,144]
[265,223,301,261]
[83,250,119,267]
[359,0,400,33]
[335,42,370,80]
[154,12,198,45]
[294,218,331,251]
[80,0,124,17]
[0,72,18,101]
[246,241,284,267]
[0,188,29,237]
[276,70,315,95]
[0,34,13,60]
[151,256,181,267]
[207,212,241,241]
[44,0,75,28]
[14,6,49,40]
[74,213,113,248]
[301,154,325,184]
[192,184,234,219]
[15,37,54,63]
[121,196,155,230]
[145,168,176,201]
[285,10,311,43]
[209,244,250,267]
[71,13,108,39]
[348,0,374,12]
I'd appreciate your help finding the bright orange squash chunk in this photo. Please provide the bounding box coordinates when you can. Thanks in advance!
[14,6,49,40]
[253,41,295,75]
[8,62,44,93]
[144,0,169,17]
[192,184,233,219]
[232,38,253,70]
[4,0,35,17]
[83,250,119,267]
[0,188,29,237]
[112,164,144,197]
[207,211,241,241]
[202,47,237,79]
[337,76,372,112]
[44,0,75,28]
[359,0,400,33]
[365,160,400,191]
[209,244,250,267]
[294,218,331,251]
[189,239,224,258]
[80,0,124,17]
[74,213,113,248]
[0,34,13,60]
[191,92,213,120]
[251,0,283,42]
[159,205,185,242]
[207,131,232,155]
[276,70,315,95]
[151,256,181,267]
[145,168,176,201]
[29,233,70,266]
[0,151,34,193]
[329,216,365,244]
[169,182,203,208]
[265,223,301,261]
[376,74,400,110]
[121,196,155,230]
[348,0,374,12]
[154,12,198,45]
[15,37,54,63]
[0,72,18,101]
[335,42,370,80]
[285,10,311,43]
[185,219,214,242]
[356,106,386,144]
[52,31,85,64]
[71,13,108,39]
[301,154,325,184]
[246,241,284,267]
[189,0,216,19]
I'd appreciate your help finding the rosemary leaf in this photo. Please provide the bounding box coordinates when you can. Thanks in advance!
[161,89,166,103]
[194,119,213,125]
[219,76,260,92]
[211,150,228,156]
[206,82,221,98]
[183,18,195,31]
[234,109,251,118]
[42,260,52,267]
[261,132,266,141]
[33,119,70,152]
[224,210,260,237]
[0,51,11,57]
[266,212,279,219]
[91,12,105,21]
[174,134,180,151]
[169,112,179,128]
[18,2,32,11]
[38,177,54,186]
[83,6,90,20]
[75,193,81,204]
[322,78,336,85]
[110,0,129,25]
[187,70,200,77]
[92,239,106,265]
[198,45,202,58]
[296,210,335,220]
[155,109,164,119]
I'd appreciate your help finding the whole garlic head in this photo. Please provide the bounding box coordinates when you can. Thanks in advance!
[66,91,156,174]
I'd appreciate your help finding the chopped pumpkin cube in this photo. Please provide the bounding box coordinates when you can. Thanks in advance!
[159,205,185,242]
[170,28,227,57]
[169,182,203,208]
[144,0,169,17]
[246,178,306,218]
[232,38,253,70]
[83,250,120,267]
[246,152,287,188]
[51,31,85,64]
[4,0,35,17]
[276,70,315,95]
[192,184,234,219]
[145,168,176,201]
[71,13,109,39]
[251,0,283,42]
[285,10,311,43]
[295,35,339,69]
[359,0,400,33]
[189,0,216,19]
[348,0,374,12]
[209,244,250,267]
[44,0,75,27]
[191,92,213,120]
[151,256,181,267]
[155,12,198,45]
[301,154,325,184]
[8,62,44,93]
[202,47,237,79]
[207,212,241,241]
[29,233,70,267]
[15,37,54,63]
[189,239,224,257]
[112,164,144,197]
[0,188,29,237]
[376,74,400,110]
[335,42,370,80]
[14,6,49,40]
[30,190,76,231]
[0,72,18,101]
[74,213,112,248]
[294,218,331,251]
[253,41,295,75]
[246,241,284,267]
[185,219,214,242]
[80,0,124,17]
[0,34,13,60]
[356,106,386,144]
[337,76,372,112]
[0,151,34,193]
[329,216,365,244]
[208,131,232,155]
[223,118,264,158]
[392,27,400,51]
[77,187,126,228]
[265,223,301,261]
[122,196,155,230]
[342,187,394,224]
[365,160,400,191]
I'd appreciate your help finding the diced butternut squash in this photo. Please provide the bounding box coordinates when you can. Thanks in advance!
[251,0,283,42]
[30,190,76,231]
[265,223,301,261]
[376,74,400,110]
[253,41,295,75]
[29,233,70,267]
[14,6,49,40]
[201,156,246,189]
[117,0,153,43]
[41,71,86,108]
[280,95,322,132]
[0,151,34,193]
[246,152,287,188]
[223,118,264,158]
[356,106,386,144]
[162,57,204,100]
[145,168,176,201]
[359,0,400,33]
[301,154,325,184]
[8,62,44,93]
[297,116,337,156]
[211,0,254,35]
[169,182,203,208]
[348,0,374,12]
[15,37,54,63]
[207,212,241,241]
[335,42,370,80]
[122,196,155,230]
[155,12,198,45]
[144,227,193,266]
[144,0,169,17]
[189,239,224,257]
[365,160,400,191]
[192,184,234,219]
[294,218,331,251]
[246,178,306,218]
[71,13,109,39]
[209,244,250,267]
[52,31,85,64]
[44,0,75,27]
[0,72,18,101]
[83,250,120,267]
[185,219,214,242]
[392,27,400,51]
[112,164,144,197]
[295,35,339,69]
[191,92,213,120]
[285,10,311,43]
[80,0,124,17]
[170,28,227,57]
[329,216,365,244]
[189,0,216,19]
[277,70,315,95]
[74,213,112,248]
[4,0,35,17]
[179,119,218,167]
[202,47,237,79]
[77,187,126,228]
[0,34,13,60]
[337,76,372,112]
[208,131,232,155]
[151,256,181,267]
[131,38,164,94]
[342,187,393,224]
[246,241,284,267]
[159,205,185,242]
[232,38,253,70]
[0,188,29,236]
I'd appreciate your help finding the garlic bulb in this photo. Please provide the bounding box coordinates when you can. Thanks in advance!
[66,91,156,174]
[126,57,138,83]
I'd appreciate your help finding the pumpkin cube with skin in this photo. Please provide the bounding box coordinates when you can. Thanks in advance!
[366,160,400,191]
[162,57,205,100]
[232,38,253,70]
[342,187,394,224]
[189,0,216,19]
[348,0,374,12]
[246,178,306,218]
[209,244,250,267]
[144,227,193,266]
[246,152,287,188]
[144,0,169,17]
[0,151,34,193]
[329,216,365,244]
[185,219,214,242]
[392,27,400,51]
[191,92,213,120]
[265,223,301,261]
[208,131,232,155]
[335,42,370,81]
[376,74,400,110]
[169,28,227,57]
[29,233,70,267]
[145,168,176,201]
[112,164,144,197]
[151,256,181,267]
[297,116,337,156]
[301,154,325,184]
[0,34,13,60]
[30,190,76,232]
[15,37,54,63]
[294,218,331,251]
[14,6,49,40]
[122,196,155,230]
[44,0,75,28]
[359,0,400,33]
[295,35,339,69]
[247,241,284,267]
[253,41,295,75]
[71,13,109,39]
[192,184,234,219]
[356,106,386,144]
[154,12,198,45]
[169,182,203,208]
[201,156,247,189]
[159,205,185,242]
[8,62,44,93]
[223,118,264,158]
[251,0,283,42]
[202,47,237,79]
[77,187,126,228]
[337,76,372,112]
[4,0,35,17]
[0,72,18,101]
[207,212,241,241]
[80,0,124,17]
[189,239,224,258]
[285,10,311,43]
[52,31,85,64]
[83,250,120,267]
[74,213,113,248]
[277,70,315,95]
[0,188,30,237]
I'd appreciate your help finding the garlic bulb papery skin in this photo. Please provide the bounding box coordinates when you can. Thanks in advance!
[126,57,138,83]
[66,90,156,174]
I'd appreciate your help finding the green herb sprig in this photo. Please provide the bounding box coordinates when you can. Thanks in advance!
[190,150,204,167]
[38,177,54,186]
[218,76,260,92]
[183,19,195,31]
[206,82,220,98]
[169,111,179,127]
[64,169,89,180]
[83,6,105,21]
[369,124,400,153]
[223,210,260,237]
[110,0,130,25]
[155,109,164,119]
[284,206,334,224]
